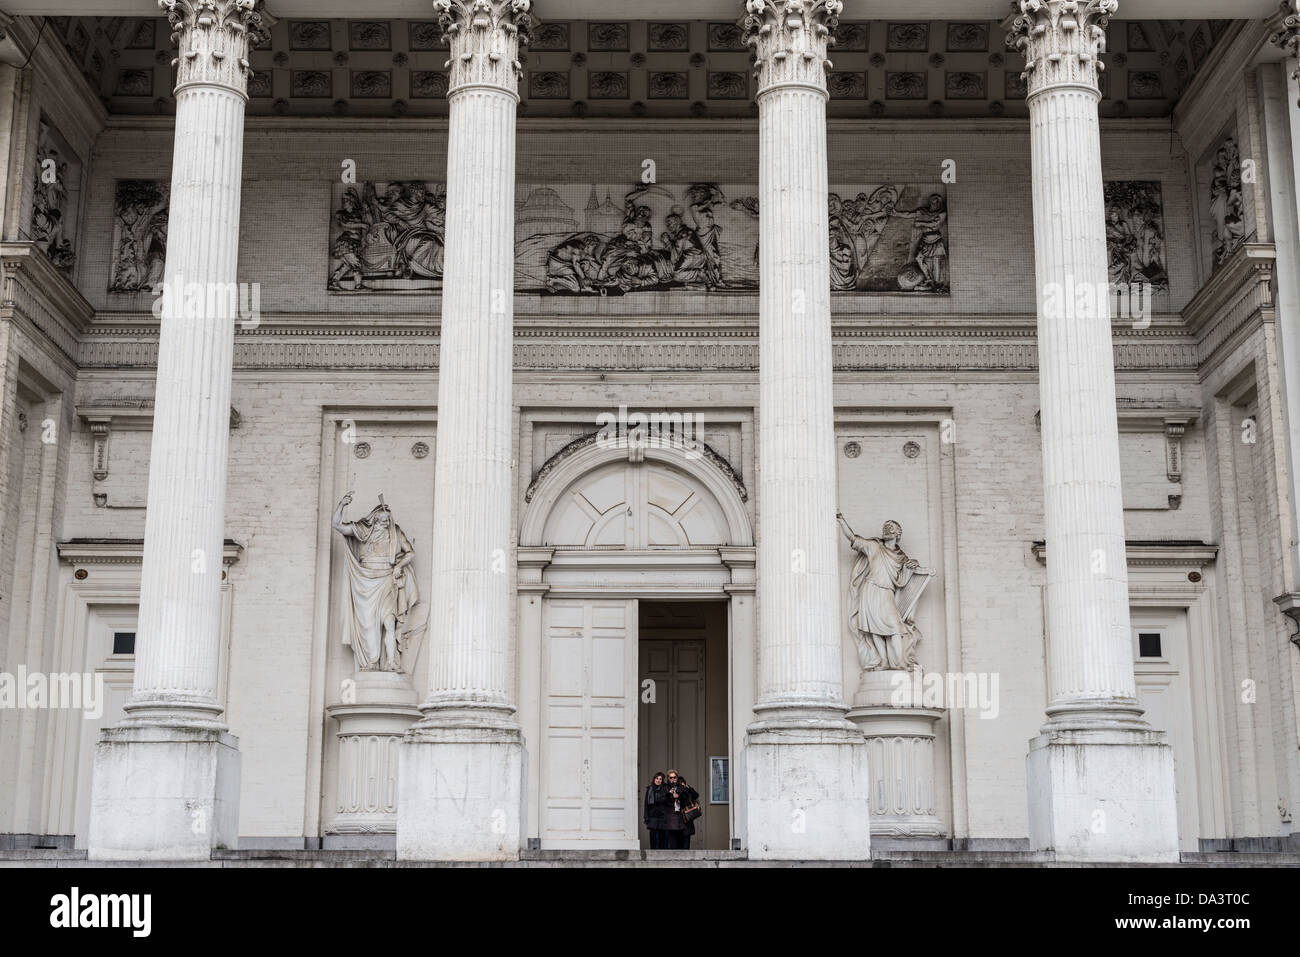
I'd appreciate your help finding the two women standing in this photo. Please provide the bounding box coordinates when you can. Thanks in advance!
[643,769,700,850]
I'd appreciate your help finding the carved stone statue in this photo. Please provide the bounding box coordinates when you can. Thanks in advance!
[332,492,424,672]
[837,510,934,673]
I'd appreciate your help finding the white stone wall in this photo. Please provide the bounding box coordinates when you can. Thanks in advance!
[46,117,1215,844]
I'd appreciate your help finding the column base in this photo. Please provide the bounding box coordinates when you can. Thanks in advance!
[745,722,871,860]
[324,672,421,839]
[87,725,240,861]
[396,722,522,861]
[1027,728,1179,862]
[847,675,946,839]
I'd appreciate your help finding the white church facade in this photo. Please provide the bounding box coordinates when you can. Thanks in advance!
[0,0,1299,863]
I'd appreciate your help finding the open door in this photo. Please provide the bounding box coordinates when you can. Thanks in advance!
[540,598,639,848]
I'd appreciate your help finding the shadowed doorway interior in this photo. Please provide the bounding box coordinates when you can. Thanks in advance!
[638,600,729,850]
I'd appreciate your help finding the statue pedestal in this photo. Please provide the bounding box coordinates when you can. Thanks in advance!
[848,670,946,840]
[323,671,421,848]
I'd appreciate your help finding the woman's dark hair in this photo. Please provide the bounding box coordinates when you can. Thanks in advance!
[651,771,665,783]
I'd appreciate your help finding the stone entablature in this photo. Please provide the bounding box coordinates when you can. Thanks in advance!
[57,14,1233,120]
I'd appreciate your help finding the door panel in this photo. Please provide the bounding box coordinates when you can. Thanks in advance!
[638,637,707,846]
[1133,609,1199,851]
[541,598,638,848]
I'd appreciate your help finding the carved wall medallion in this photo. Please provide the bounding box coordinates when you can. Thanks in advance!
[887,23,929,52]
[945,72,985,99]
[126,20,155,49]
[530,22,569,51]
[1104,181,1169,292]
[289,21,331,51]
[886,72,927,99]
[834,22,869,51]
[408,21,446,50]
[902,441,921,458]
[351,70,392,98]
[589,71,628,99]
[844,441,861,458]
[115,68,153,96]
[411,441,430,459]
[1128,71,1164,99]
[109,179,170,293]
[648,23,689,52]
[588,22,629,52]
[648,72,688,99]
[828,72,867,99]
[706,22,746,52]
[353,442,371,459]
[411,71,449,98]
[349,21,391,51]
[947,23,988,52]
[292,70,332,97]
[529,71,570,98]
[706,72,747,99]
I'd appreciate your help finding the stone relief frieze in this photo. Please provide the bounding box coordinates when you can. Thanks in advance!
[31,121,80,272]
[110,180,170,293]
[1104,181,1168,293]
[328,181,950,295]
[1210,136,1245,267]
[329,181,446,291]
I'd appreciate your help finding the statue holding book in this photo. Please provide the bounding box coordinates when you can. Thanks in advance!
[836,511,935,674]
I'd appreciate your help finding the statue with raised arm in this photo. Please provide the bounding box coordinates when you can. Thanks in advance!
[332,492,423,672]
[837,510,934,673]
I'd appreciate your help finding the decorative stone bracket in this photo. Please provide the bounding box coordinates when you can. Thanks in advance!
[1034,405,1199,509]
[77,401,242,489]
[1274,593,1300,648]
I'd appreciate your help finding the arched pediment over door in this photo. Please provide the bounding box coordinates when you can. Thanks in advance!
[520,436,753,550]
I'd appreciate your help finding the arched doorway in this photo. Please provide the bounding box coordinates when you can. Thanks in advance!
[517,435,754,850]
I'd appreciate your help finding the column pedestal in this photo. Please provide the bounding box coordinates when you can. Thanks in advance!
[848,671,945,841]
[88,727,240,861]
[324,672,420,848]
[398,725,523,861]
[1027,729,1178,862]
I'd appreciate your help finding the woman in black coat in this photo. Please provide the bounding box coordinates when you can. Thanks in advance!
[644,772,667,849]
[660,769,700,850]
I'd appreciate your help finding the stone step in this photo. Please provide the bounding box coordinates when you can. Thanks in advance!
[2,847,1297,867]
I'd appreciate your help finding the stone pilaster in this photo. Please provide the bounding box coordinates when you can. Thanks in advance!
[87,0,269,861]
[397,0,531,862]
[742,0,870,861]
[1007,0,1177,862]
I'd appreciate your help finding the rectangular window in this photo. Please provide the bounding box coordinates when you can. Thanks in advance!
[1138,632,1163,658]
[111,631,136,656]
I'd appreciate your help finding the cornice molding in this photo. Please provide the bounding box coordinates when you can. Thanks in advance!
[1181,242,1276,372]
[1032,541,1219,568]
[58,538,245,566]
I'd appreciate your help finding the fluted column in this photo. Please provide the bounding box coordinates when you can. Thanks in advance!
[398,0,531,862]
[742,0,870,861]
[1008,0,1177,861]
[89,0,268,861]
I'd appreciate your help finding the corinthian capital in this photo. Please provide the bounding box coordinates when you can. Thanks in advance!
[1005,0,1117,99]
[435,0,533,97]
[160,0,272,96]
[741,0,843,96]
[1270,2,1300,101]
